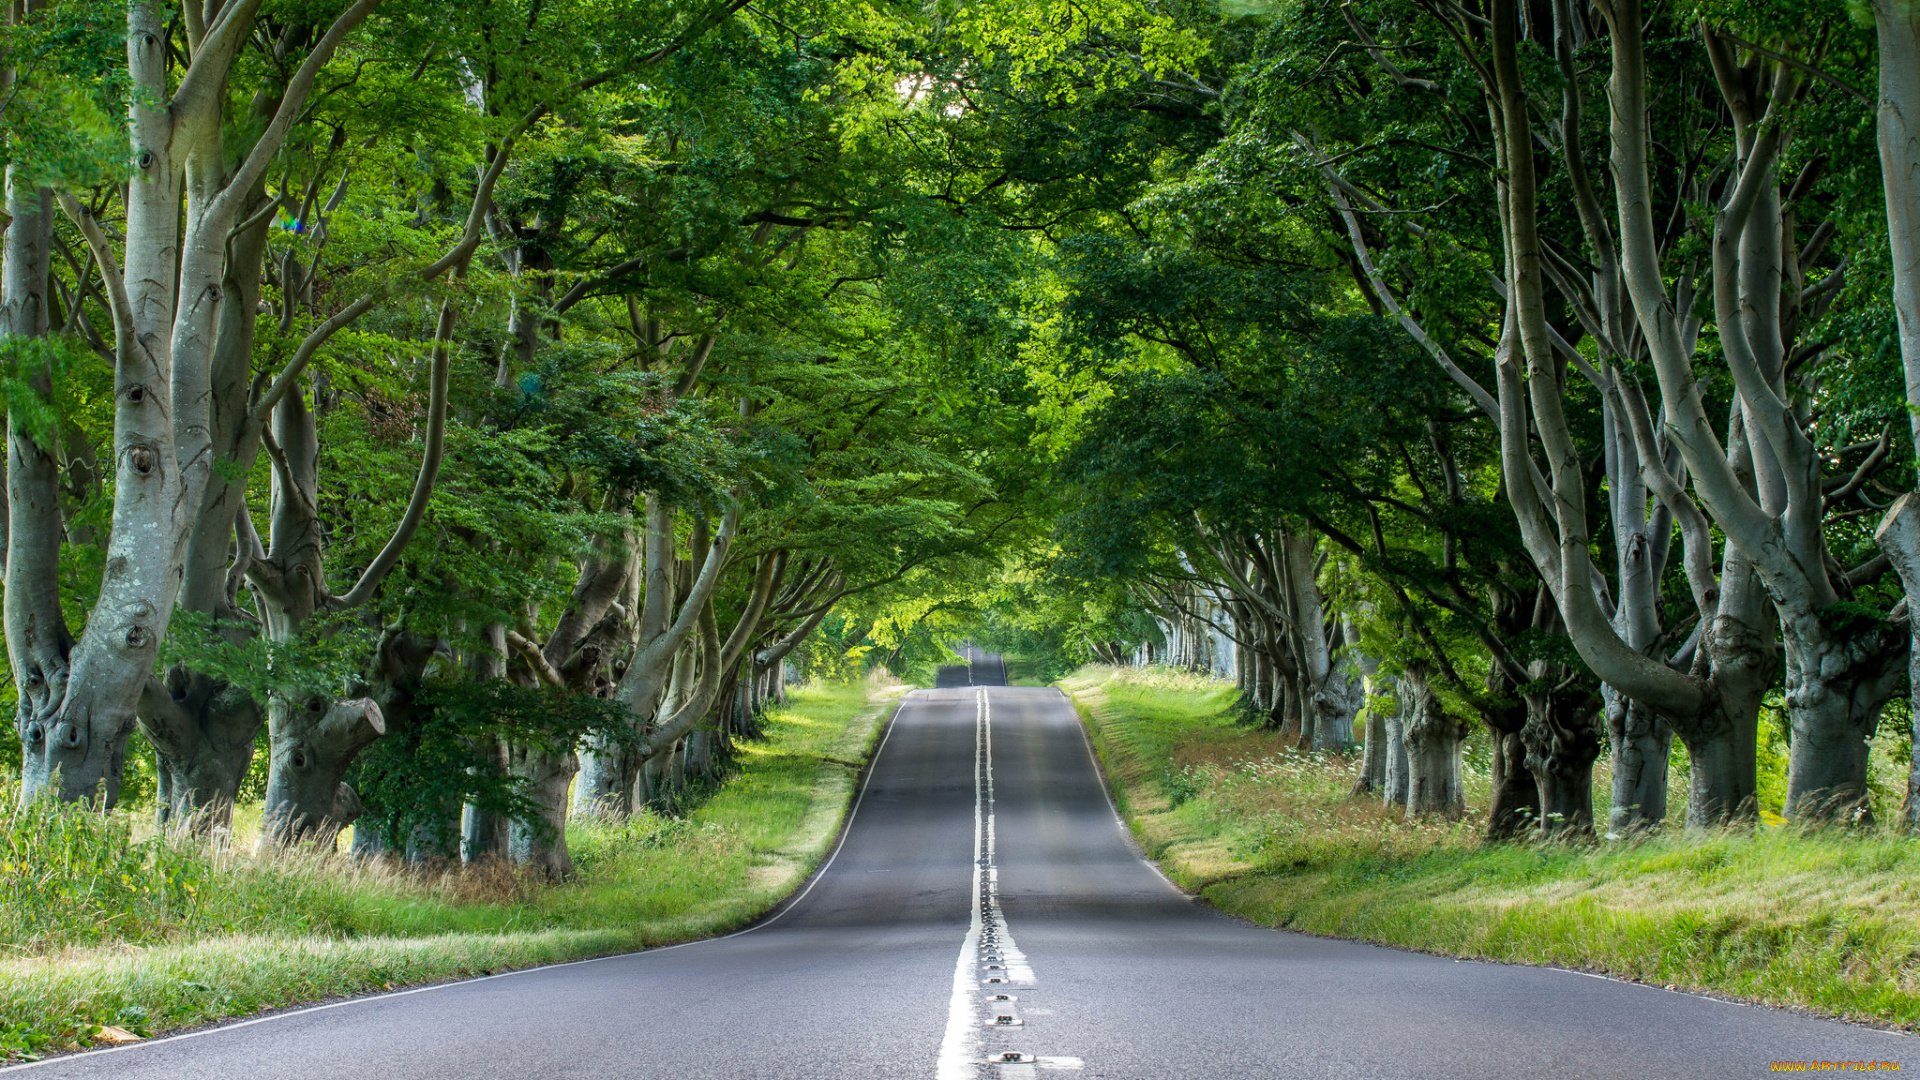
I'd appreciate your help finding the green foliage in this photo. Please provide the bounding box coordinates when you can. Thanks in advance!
[0,0,129,186]
[159,612,377,707]
[349,681,640,853]
[0,782,208,956]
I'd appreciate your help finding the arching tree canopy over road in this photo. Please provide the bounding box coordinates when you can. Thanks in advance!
[9,0,1920,888]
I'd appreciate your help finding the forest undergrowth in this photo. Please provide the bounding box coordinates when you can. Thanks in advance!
[0,678,901,1060]
[1063,665,1920,1030]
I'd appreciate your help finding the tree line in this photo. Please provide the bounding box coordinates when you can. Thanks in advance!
[991,0,1920,839]
[15,0,1920,868]
[0,0,1168,875]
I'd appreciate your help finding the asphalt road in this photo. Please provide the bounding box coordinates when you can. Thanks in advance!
[20,648,1915,1079]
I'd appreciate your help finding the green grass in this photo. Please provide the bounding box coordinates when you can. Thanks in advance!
[1062,663,1920,1030]
[0,678,900,1059]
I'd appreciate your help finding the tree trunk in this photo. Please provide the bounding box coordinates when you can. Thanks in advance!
[635,748,663,809]
[37,2,376,807]
[574,739,635,817]
[461,627,510,862]
[1779,607,1905,820]
[507,741,576,880]
[261,694,385,844]
[1313,620,1365,753]
[1604,686,1671,832]
[1351,695,1389,797]
[1523,688,1600,836]
[140,671,260,830]
[1484,708,1539,840]
[684,728,715,780]
[1874,494,1920,831]
[1382,687,1411,808]
[4,177,86,803]
[1401,668,1466,818]
[669,735,687,795]
[1251,646,1273,720]
[143,184,275,826]
[1875,0,1920,486]
[1274,673,1299,739]
[1874,9,1920,831]
[1668,566,1771,827]
[462,737,509,863]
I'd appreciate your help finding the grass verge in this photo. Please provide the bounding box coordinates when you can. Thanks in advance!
[1062,663,1920,1031]
[0,678,902,1059]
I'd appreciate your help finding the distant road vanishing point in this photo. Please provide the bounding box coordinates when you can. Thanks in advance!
[17,648,1915,1079]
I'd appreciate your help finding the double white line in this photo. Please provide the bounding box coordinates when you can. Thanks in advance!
[937,688,1069,1077]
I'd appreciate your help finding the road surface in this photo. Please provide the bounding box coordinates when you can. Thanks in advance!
[18,648,1913,1078]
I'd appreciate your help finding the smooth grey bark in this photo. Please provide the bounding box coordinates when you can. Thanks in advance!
[1453,0,1780,829]
[5,175,92,802]
[253,384,336,841]
[28,0,380,806]
[609,496,737,766]
[1601,8,1899,818]
[140,670,260,829]
[255,319,450,843]
[4,175,79,796]
[1877,0,1920,470]
[1310,35,1646,836]
[1381,686,1410,809]
[1873,1,1920,831]
[1486,721,1534,835]
[262,694,385,841]
[1877,495,1920,830]
[1599,361,1674,832]
[461,624,510,862]
[1282,534,1355,753]
[1350,648,1389,796]
[1522,687,1600,835]
[556,540,643,819]
[1604,685,1671,832]
[1779,610,1905,819]
[573,545,653,816]
[137,179,276,829]
[632,593,723,805]
[1400,667,1465,818]
[684,729,715,780]
[508,740,577,880]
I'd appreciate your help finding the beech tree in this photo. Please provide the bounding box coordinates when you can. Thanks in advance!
[19,0,381,807]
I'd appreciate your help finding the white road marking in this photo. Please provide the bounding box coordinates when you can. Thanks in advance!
[936,688,992,1079]
[938,686,1064,1078]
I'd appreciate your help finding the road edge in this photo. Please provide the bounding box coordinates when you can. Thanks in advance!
[0,685,908,1069]
[1056,672,1920,1039]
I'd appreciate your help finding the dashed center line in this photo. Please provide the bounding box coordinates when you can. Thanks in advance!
[936,688,1081,1078]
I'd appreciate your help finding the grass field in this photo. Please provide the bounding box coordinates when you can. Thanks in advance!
[0,678,901,1059]
[1062,663,1920,1030]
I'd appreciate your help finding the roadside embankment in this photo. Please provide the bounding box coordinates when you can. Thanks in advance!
[0,679,903,1059]
[1062,664,1920,1030]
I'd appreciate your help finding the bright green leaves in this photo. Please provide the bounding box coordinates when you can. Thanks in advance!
[951,0,1212,104]
[349,679,639,852]
[0,0,128,188]
[0,333,98,447]
[160,611,380,707]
